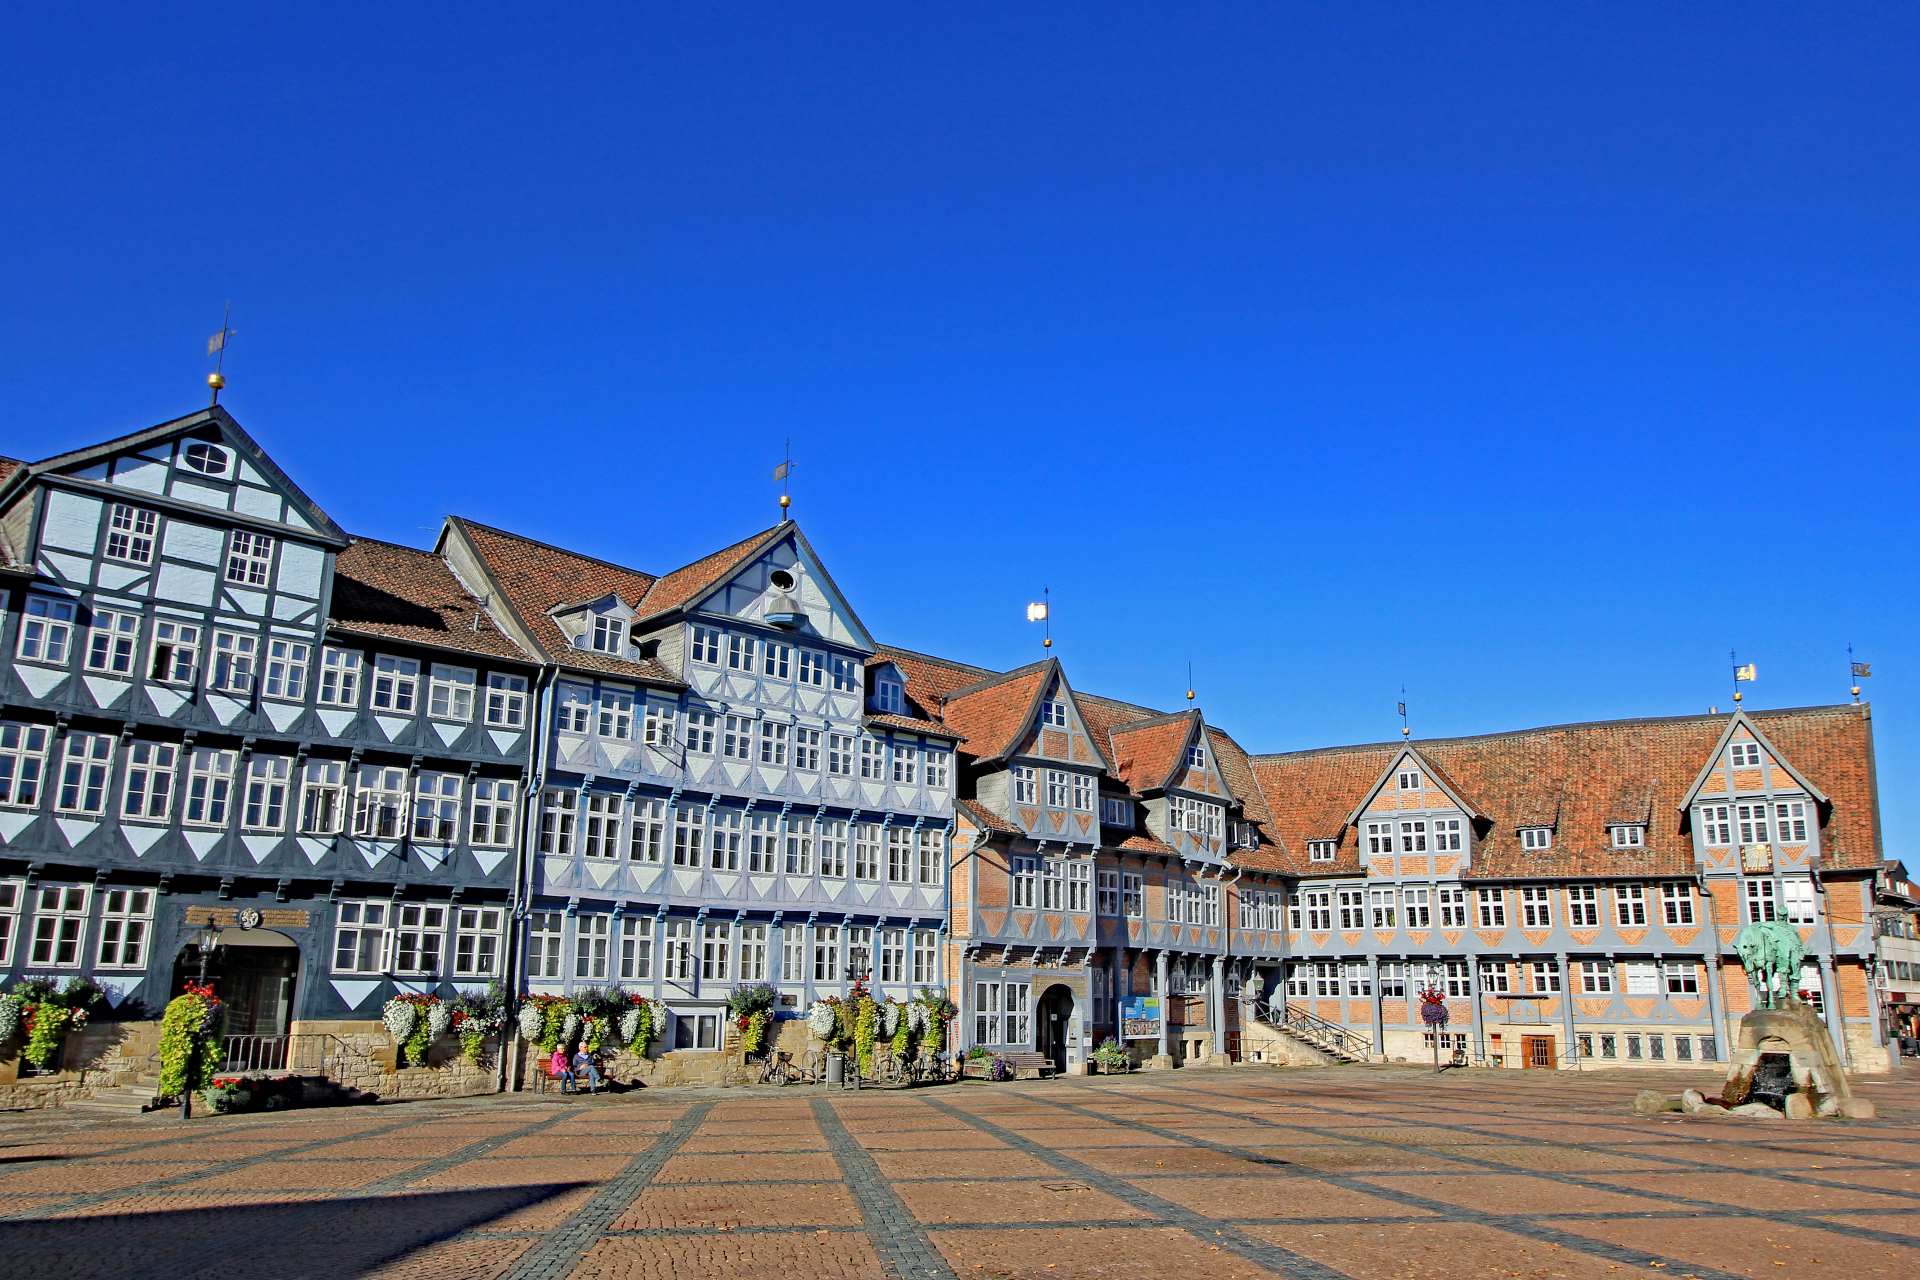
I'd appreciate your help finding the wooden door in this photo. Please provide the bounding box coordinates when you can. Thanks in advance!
[1523,1035,1556,1069]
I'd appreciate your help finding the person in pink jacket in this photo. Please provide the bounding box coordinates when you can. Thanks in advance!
[549,1046,576,1093]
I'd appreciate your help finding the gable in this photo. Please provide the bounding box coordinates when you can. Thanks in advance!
[682,529,875,651]
[1168,724,1229,800]
[1011,671,1105,770]
[15,407,347,546]
[1347,746,1481,826]
[1681,712,1829,809]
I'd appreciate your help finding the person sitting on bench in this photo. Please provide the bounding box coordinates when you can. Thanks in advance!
[572,1047,604,1093]
[549,1046,576,1093]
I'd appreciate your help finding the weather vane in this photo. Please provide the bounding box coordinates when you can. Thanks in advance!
[772,440,794,520]
[206,303,236,406]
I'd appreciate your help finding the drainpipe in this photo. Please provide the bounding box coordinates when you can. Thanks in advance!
[499,664,554,1093]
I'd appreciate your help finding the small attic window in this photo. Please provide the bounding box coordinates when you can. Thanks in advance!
[1187,743,1207,768]
[590,615,626,655]
[1099,796,1131,827]
[1398,768,1421,791]
[873,678,903,714]
[1308,840,1336,862]
[1611,825,1645,849]
[181,441,232,478]
[1040,698,1067,728]
[1730,741,1761,768]
[769,567,797,592]
[1520,827,1553,851]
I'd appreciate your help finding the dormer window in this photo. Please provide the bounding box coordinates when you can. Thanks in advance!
[181,441,233,478]
[1040,699,1067,728]
[1611,825,1645,849]
[1520,827,1553,851]
[873,678,903,714]
[590,615,626,654]
[1730,741,1761,769]
[1398,768,1422,791]
[1308,840,1336,863]
[1099,796,1131,827]
[1187,743,1207,768]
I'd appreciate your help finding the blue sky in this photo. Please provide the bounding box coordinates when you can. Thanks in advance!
[2,7,1915,850]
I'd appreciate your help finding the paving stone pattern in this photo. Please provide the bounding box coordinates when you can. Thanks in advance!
[0,1066,1916,1279]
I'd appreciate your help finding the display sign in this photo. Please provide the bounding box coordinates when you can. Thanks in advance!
[1120,995,1161,1040]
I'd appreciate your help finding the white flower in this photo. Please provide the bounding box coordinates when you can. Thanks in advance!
[381,999,419,1043]
[561,1012,581,1044]
[806,1001,838,1038]
[881,1003,900,1037]
[906,1003,929,1034]
[619,1006,644,1045]
[426,1002,453,1041]
[0,994,21,1043]
[517,1004,545,1041]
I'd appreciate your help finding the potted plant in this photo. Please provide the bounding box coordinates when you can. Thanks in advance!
[1090,1038,1129,1074]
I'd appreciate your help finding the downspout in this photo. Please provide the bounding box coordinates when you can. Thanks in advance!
[499,663,554,1092]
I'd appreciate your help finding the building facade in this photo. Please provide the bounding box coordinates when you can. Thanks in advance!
[0,402,1893,1080]
[0,409,537,1051]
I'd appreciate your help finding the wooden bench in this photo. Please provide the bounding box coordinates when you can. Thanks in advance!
[964,1051,1058,1080]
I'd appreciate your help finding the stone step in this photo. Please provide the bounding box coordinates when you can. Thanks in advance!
[65,1085,160,1116]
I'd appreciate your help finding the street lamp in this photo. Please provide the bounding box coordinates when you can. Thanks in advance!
[195,924,222,985]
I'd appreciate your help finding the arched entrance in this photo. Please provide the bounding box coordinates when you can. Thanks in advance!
[1035,984,1076,1075]
[171,929,299,1068]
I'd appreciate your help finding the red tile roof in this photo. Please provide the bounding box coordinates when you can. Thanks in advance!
[330,537,538,664]
[865,712,961,741]
[0,457,22,487]
[634,523,789,623]
[957,798,1017,834]
[1108,711,1199,794]
[448,518,680,686]
[933,662,1053,761]
[1250,705,1879,879]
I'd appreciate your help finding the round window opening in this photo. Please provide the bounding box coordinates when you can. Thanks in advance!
[182,442,230,476]
[769,568,797,592]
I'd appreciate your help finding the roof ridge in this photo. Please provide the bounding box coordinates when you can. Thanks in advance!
[1109,707,1197,734]
[448,515,659,581]
[942,659,1052,703]
[1250,703,1867,762]
[874,643,999,678]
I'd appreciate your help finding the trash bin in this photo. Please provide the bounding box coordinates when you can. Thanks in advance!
[824,1051,844,1085]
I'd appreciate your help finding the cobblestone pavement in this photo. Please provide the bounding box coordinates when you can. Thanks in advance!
[1,1065,1916,1279]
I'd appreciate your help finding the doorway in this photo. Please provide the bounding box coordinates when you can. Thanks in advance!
[1035,985,1076,1074]
[1523,1035,1557,1070]
[172,931,299,1069]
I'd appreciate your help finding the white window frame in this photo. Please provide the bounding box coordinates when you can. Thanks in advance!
[104,503,158,564]
[17,596,76,664]
[95,887,154,970]
[225,529,275,586]
[29,884,90,968]
[317,647,362,707]
[485,673,528,727]
[370,655,420,713]
[428,664,476,722]
[84,608,141,676]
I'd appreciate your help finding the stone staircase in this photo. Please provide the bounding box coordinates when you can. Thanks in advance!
[1245,1005,1371,1066]
[63,1078,161,1118]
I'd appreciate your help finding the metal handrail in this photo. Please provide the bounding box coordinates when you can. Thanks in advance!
[1272,1002,1372,1060]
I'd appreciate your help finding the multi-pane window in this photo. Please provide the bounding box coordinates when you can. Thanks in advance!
[820,819,848,878]
[686,710,717,755]
[894,745,919,785]
[1475,888,1506,929]
[58,731,116,815]
[762,641,791,680]
[454,907,503,978]
[1782,876,1816,926]
[334,901,390,974]
[1122,872,1143,918]
[526,911,564,981]
[318,647,362,706]
[620,919,654,982]
[1530,960,1562,993]
[1437,885,1467,929]
[1040,698,1068,728]
[673,804,706,867]
[1338,885,1366,931]
[1478,961,1510,995]
[926,749,951,789]
[29,885,89,968]
[299,759,346,834]
[642,703,674,747]
[797,649,826,686]
[1098,870,1120,915]
[726,632,756,671]
[1730,741,1762,769]
[872,679,904,713]
[912,932,937,984]
[1567,883,1599,928]
[701,922,732,981]
[85,608,140,675]
[830,656,858,692]
[854,823,881,880]
[428,665,476,721]
[1045,770,1067,807]
[576,915,611,980]
[122,740,177,821]
[1103,797,1134,828]
[150,620,201,684]
[485,673,528,727]
[18,597,76,663]
[352,764,409,839]
[1736,803,1770,846]
[690,625,722,665]
[1698,804,1732,846]
[1519,826,1552,850]
[393,904,446,975]
[1444,960,1471,997]
[738,924,769,982]
[723,714,753,760]
[812,924,842,983]
[1775,800,1809,844]
[975,982,1003,1044]
[664,919,695,983]
[846,926,873,980]
[371,656,419,712]
[211,630,258,694]
[827,732,853,776]
[262,638,310,700]
[243,755,291,832]
[785,817,815,875]
[794,727,821,772]
[1400,819,1428,853]
[95,888,153,969]
[1402,885,1430,929]
[1433,817,1465,852]
[1624,961,1659,996]
[1011,765,1036,804]
[1070,772,1092,811]
[1614,883,1647,927]
[1661,882,1694,926]
[1610,824,1644,849]
[918,829,944,885]
[225,530,275,585]
[555,685,591,734]
[630,797,666,863]
[887,828,913,883]
[1369,887,1397,930]
[1364,821,1393,855]
[1301,888,1332,931]
[470,778,516,848]
[1744,877,1777,923]
[780,926,805,985]
[1579,960,1614,994]
[599,690,635,740]
[748,813,779,874]
[1664,962,1700,996]
[104,503,158,563]
[1308,839,1336,862]
[1378,962,1406,998]
[1520,885,1551,928]
[408,772,460,842]
[709,808,742,871]
[759,721,789,767]
[589,614,626,655]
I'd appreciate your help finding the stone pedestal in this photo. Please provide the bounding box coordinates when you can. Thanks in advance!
[1723,1000,1873,1119]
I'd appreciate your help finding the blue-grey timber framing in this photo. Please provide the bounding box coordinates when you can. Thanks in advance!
[0,404,1896,1080]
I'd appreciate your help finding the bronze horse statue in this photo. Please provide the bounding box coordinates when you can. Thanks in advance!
[1733,918,1807,1011]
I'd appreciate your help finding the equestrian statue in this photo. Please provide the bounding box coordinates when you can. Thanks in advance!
[1733,917,1806,1011]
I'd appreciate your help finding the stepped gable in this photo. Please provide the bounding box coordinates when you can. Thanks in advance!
[447,517,679,685]
[330,537,535,664]
[1250,704,1878,880]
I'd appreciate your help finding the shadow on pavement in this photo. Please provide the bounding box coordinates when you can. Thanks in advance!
[0,1181,588,1278]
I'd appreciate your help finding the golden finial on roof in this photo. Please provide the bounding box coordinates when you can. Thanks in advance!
[206,303,235,406]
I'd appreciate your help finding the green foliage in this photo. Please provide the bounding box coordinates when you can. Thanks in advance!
[157,992,224,1098]
[22,1004,70,1069]
[458,1022,489,1064]
[1091,1038,1129,1071]
[726,983,777,1018]
[582,1016,604,1054]
[741,1009,769,1056]
[965,1044,993,1061]
[403,1015,433,1067]
[853,997,879,1077]
[538,999,573,1051]
[204,1079,248,1113]
[890,1005,912,1059]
